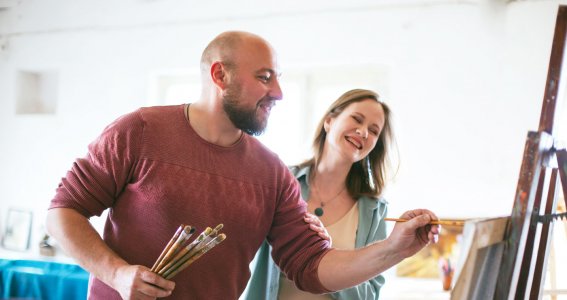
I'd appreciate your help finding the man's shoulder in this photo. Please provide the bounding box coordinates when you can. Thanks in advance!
[137,104,182,122]
[106,105,181,129]
[244,136,282,162]
[240,136,295,183]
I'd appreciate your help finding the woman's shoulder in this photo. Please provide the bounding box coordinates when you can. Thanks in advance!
[288,164,310,179]
[358,195,388,209]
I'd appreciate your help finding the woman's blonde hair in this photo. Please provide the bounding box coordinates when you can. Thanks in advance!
[297,89,394,198]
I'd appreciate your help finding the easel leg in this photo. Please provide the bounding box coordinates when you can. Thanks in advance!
[531,149,567,299]
[549,239,556,300]
[530,169,558,299]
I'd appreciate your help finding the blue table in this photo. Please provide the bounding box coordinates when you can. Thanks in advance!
[0,259,89,300]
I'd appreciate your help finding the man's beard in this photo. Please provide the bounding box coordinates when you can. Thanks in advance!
[222,85,269,136]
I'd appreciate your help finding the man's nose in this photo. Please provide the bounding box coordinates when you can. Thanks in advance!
[270,78,283,100]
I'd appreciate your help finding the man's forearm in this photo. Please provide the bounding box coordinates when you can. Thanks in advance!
[318,211,439,291]
[317,239,403,291]
[46,208,128,287]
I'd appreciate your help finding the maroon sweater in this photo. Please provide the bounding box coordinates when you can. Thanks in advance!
[50,105,331,299]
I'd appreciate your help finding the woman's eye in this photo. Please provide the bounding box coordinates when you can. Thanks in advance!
[352,116,362,123]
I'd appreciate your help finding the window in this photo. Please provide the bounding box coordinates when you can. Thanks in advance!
[148,65,389,165]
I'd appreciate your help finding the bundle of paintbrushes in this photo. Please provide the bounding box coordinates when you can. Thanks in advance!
[150,224,226,279]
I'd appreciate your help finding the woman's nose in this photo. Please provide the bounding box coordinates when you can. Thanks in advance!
[356,128,368,139]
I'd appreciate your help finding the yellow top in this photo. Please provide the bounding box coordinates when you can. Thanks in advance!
[277,202,359,300]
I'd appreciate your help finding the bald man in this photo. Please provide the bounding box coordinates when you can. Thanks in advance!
[46,31,438,300]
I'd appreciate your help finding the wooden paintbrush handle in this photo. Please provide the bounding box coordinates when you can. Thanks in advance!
[384,217,465,226]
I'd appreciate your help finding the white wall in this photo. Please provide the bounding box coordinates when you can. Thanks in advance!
[0,0,566,257]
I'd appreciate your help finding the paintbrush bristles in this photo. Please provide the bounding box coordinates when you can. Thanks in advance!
[213,223,224,232]
[151,223,226,280]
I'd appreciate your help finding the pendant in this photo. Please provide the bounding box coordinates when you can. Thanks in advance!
[314,207,324,217]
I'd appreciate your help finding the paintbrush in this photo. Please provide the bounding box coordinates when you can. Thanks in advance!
[157,227,213,276]
[164,233,226,279]
[152,225,195,273]
[384,217,465,226]
[150,224,185,272]
[152,223,226,279]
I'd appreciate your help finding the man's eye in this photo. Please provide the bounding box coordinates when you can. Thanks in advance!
[258,75,270,82]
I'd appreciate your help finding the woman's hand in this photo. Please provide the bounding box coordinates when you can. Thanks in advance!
[387,209,440,258]
[304,212,332,245]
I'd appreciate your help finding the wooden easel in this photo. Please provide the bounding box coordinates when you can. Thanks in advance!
[494,5,567,300]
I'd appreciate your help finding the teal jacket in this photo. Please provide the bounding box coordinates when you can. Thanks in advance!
[244,166,388,300]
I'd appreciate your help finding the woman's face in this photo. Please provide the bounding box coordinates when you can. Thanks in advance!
[324,98,386,163]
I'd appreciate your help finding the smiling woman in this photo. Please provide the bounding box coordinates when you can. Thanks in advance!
[246,88,395,300]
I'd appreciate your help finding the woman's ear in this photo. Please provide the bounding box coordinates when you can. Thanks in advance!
[323,116,332,133]
[210,61,227,89]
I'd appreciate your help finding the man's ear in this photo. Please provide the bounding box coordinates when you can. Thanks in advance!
[210,61,227,89]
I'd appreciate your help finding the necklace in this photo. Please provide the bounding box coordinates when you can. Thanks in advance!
[311,183,346,217]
